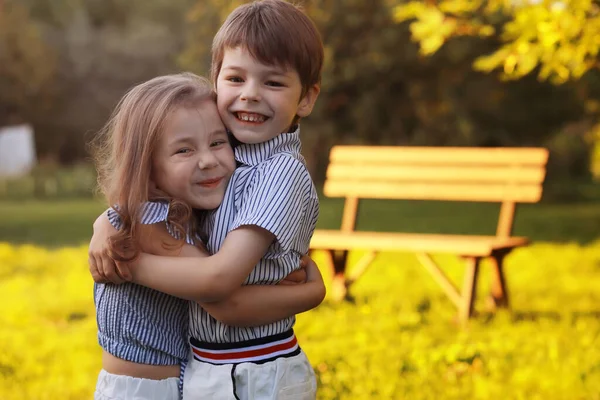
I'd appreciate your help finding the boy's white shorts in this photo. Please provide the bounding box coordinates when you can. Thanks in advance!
[94,369,180,400]
[182,351,317,400]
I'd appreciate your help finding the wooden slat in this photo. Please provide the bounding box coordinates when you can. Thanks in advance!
[330,146,549,166]
[310,231,529,256]
[324,181,543,202]
[496,202,516,237]
[327,164,546,184]
[341,197,359,231]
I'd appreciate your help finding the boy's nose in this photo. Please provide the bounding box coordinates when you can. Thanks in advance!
[240,83,261,102]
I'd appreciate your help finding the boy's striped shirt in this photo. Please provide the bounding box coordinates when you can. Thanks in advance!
[189,128,319,343]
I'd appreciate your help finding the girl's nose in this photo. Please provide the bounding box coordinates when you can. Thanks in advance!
[198,151,218,169]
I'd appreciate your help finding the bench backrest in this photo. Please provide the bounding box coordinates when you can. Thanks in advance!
[323,146,549,237]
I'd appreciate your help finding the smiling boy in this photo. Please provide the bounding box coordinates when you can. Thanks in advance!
[177,2,324,398]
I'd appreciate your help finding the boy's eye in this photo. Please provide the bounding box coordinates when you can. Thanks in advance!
[266,81,284,87]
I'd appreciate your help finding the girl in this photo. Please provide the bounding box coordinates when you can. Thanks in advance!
[91,72,325,400]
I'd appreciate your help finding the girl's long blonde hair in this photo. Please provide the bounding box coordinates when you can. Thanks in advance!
[92,72,214,262]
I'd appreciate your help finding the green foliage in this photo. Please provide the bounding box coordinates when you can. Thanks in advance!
[394,0,600,84]
[0,0,597,180]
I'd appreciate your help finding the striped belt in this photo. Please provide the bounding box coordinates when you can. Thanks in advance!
[189,329,301,365]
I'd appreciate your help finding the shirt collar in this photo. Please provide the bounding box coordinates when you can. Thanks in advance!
[234,126,302,166]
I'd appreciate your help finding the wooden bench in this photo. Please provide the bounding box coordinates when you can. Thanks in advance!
[309,146,549,322]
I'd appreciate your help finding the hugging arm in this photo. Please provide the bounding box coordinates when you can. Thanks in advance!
[129,223,326,325]
[130,225,281,302]
[88,213,325,326]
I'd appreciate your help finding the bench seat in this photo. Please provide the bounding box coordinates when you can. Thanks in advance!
[311,231,529,257]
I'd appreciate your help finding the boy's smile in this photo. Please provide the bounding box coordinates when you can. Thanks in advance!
[216,47,319,144]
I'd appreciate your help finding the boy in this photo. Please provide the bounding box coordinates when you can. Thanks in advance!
[90,1,324,398]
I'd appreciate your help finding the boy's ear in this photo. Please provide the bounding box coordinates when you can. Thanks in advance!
[297,84,320,118]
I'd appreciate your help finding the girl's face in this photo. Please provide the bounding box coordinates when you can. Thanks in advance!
[151,100,236,210]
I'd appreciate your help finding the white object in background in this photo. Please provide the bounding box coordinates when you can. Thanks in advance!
[0,124,37,177]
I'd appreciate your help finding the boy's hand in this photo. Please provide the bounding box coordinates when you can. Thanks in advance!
[88,213,131,284]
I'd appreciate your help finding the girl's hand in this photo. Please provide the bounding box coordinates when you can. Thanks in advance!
[303,256,326,306]
[303,256,324,285]
[278,254,314,285]
[88,213,131,284]
[279,268,307,285]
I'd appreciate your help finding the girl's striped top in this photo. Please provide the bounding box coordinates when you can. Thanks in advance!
[94,201,192,365]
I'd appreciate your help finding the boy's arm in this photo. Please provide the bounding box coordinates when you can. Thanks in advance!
[129,225,275,302]
[126,158,314,302]
[134,226,324,326]
[199,257,325,327]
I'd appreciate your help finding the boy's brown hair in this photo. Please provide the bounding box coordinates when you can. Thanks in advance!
[211,0,324,97]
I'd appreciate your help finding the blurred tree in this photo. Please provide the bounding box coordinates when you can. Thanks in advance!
[0,0,594,182]
[394,0,600,84]
[0,0,57,126]
[395,0,600,180]
[179,0,594,180]
[4,0,194,163]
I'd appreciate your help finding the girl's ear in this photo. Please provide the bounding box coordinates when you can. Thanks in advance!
[296,84,320,118]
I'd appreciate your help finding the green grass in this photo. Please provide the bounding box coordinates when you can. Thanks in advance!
[2,196,600,247]
[0,200,107,247]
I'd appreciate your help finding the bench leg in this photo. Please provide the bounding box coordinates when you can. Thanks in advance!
[323,250,349,301]
[347,251,377,284]
[488,251,510,309]
[459,256,481,323]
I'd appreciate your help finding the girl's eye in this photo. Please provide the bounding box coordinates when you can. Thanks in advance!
[175,148,192,155]
[227,76,243,83]
[266,81,284,87]
[210,140,227,148]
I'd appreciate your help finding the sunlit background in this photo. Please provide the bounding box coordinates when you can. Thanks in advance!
[1,0,599,399]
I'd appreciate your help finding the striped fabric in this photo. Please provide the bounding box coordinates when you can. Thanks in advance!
[188,128,320,343]
[95,201,192,366]
[107,201,199,245]
[189,330,300,365]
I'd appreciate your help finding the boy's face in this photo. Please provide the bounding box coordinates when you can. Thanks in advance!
[216,47,319,144]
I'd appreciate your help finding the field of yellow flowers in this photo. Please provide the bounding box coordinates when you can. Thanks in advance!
[1,241,599,399]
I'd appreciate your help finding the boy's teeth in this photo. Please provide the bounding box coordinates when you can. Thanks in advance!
[237,112,265,122]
